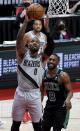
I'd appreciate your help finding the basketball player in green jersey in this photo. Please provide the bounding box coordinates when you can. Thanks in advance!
[41,54,73,131]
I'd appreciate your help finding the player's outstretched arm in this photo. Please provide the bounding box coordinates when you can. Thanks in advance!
[42,13,54,67]
[23,33,31,47]
[44,12,50,33]
[68,1,80,14]
[16,15,31,63]
[42,31,54,68]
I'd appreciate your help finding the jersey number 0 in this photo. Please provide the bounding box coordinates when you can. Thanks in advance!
[34,68,37,75]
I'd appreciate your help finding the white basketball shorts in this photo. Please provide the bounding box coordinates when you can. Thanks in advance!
[12,87,42,122]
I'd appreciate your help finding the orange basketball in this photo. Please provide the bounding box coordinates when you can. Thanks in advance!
[27,3,44,19]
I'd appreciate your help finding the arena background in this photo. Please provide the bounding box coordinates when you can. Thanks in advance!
[0,1,80,130]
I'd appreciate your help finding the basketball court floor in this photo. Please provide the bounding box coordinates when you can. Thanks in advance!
[0,92,80,131]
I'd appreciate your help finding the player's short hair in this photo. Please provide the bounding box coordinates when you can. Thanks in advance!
[30,36,40,43]
[52,53,60,62]
[33,19,42,24]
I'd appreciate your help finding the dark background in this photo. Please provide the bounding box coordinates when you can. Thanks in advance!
[0,0,80,43]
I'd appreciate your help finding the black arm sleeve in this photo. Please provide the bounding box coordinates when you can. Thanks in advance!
[44,32,54,56]
[14,12,25,30]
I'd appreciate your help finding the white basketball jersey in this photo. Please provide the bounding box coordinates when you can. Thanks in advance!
[28,31,46,54]
[17,51,44,91]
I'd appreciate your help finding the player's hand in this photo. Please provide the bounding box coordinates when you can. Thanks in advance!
[63,100,72,110]
[20,9,26,18]
[77,1,80,6]
[44,12,49,32]
[25,8,32,22]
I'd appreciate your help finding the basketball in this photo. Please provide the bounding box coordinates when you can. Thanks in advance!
[27,3,44,19]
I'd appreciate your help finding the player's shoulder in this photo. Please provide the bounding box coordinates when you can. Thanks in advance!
[60,71,70,82]
[61,71,69,77]
[40,32,47,40]
[24,31,31,38]
[41,32,46,36]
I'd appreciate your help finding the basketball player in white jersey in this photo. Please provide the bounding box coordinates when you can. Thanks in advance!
[11,14,54,131]
[23,19,47,54]
[22,18,48,123]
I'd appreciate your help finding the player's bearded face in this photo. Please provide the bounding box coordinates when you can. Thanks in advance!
[29,38,40,53]
[30,48,39,53]
[33,20,42,32]
[47,62,57,70]
[47,56,58,70]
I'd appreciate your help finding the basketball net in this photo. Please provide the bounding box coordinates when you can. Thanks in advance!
[48,0,69,15]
